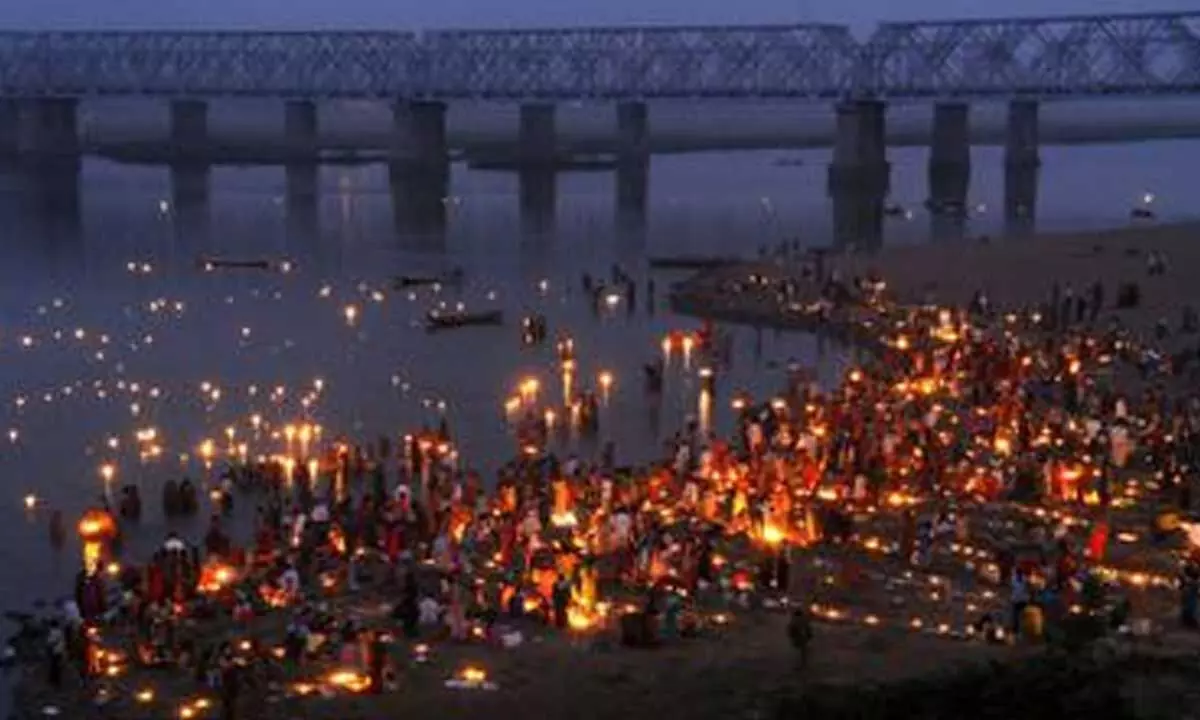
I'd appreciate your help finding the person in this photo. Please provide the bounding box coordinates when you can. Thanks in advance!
[788,607,813,670]
[368,631,387,694]
[1180,562,1199,630]
[45,620,66,689]
[552,574,571,630]
[220,657,242,720]
[396,571,420,639]
[1010,569,1031,636]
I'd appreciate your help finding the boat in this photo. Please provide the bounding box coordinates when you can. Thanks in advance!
[425,309,504,333]
[1130,206,1156,220]
[647,255,741,271]
[393,268,464,289]
[197,258,277,271]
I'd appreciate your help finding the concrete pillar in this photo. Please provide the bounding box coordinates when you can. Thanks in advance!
[0,100,19,159]
[20,98,79,160]
[519,103,557,236]
[390,101,448,241]
[391,100,447,166]
[167,100,211,244]
[284,100,320,236]
[14,99,81,240]
[170,163,210,247]
[1004,99,1040,235]
[615,101,649,234]
[827,100,889,251]
[170,100,209,157]
[927,102,970,209]
[24,162,81,250]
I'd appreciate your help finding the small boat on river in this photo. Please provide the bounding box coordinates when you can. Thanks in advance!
[393,268,465,289]
[425,309,504,333]
[647,255,740,271]
[198,257,282,271]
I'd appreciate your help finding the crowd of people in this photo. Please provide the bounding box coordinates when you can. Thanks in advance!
[14,255,1200,719]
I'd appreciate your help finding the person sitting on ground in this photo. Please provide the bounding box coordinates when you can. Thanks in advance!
[788,606,813,670]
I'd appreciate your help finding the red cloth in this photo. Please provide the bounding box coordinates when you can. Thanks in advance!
[1086,522,1109,561]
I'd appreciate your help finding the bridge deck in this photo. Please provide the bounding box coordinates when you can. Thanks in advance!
[0,12,1195,101]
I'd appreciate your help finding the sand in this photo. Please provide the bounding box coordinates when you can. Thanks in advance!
[674,220,1200,346]
[826,221,1200,337]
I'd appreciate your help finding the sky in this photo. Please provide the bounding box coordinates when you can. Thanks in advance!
[0,0,1195,33]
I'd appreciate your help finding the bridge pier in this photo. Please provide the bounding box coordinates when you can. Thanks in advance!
[1004,99,1040,236]
[170,163,211,248]
[519,103,557,237]
[928,103,971,209]
[21,98,80,160]
[284,100,320,237]
[169,100,211,244]
[827,99,889,251]
[0,100,19,160]
[390,101,448,243]
[15,99,81,242]
[928,102,971,241]
[170,100,209,157]
[615,101,649,235]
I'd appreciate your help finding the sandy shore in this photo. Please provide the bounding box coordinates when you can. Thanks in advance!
[674,220,1200,345]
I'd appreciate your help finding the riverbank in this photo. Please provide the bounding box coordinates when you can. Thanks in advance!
[8,611,1020,720]
[671,220,1200,344]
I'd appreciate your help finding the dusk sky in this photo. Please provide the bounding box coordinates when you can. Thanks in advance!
[0,0,1194,32]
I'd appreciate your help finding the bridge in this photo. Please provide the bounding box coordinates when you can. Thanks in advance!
[0,13,1197,99]
[0,11,1197,246]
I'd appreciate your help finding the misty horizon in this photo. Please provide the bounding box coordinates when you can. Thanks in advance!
[0,0,1195,32]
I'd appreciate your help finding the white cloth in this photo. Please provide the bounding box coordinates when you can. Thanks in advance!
[419,597,441,626]
[280,568,300,595]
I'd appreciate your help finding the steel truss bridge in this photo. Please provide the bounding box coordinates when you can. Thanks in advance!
[0,11,1196,101]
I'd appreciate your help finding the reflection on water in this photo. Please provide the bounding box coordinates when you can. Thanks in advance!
[0,140,1194,629]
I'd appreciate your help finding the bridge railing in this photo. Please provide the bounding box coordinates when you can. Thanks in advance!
[0,31,426,98]
[0,14,1195,100]
[418,24,860,100]
[862,12,1200,99]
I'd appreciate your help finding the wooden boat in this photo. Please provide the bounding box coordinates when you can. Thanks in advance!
[647,255,740,271]
[393,268,464,289]
[425,309,504,333]
[198,258,274,271]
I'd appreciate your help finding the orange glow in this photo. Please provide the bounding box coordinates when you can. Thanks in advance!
[327,669,371,693]
[77,508,117,542]
[198,560,239,594]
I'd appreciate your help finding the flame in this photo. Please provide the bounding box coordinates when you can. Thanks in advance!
[198,561,239,594]
[761,522,786,546]
[567,605,597,631]
[327,669,371,693]
[550,511,578,528]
